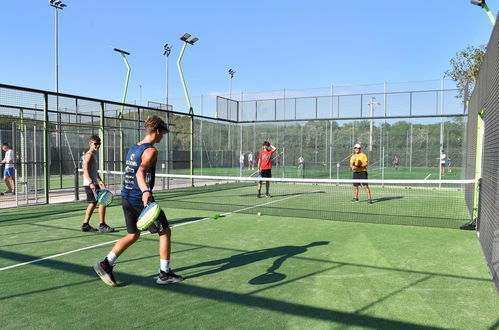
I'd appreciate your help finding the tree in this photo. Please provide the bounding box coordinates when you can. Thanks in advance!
[445,45,486,99]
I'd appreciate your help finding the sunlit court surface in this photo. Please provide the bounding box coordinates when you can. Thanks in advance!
[1,182,498,329]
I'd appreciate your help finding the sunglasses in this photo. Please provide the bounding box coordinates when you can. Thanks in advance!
[93,143,101,146]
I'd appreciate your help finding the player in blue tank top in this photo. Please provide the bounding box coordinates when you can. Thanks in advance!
[94,115,183,286]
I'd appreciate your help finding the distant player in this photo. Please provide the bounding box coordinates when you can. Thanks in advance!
[1,143,15,194]
[94,116,183,286]
[350,143,372,204]
[240,152,245,170]
[257,141,276,198]
[248,151,255,170]
[440,150,446,176]
[81,135,116,233]
[298,156,304,169]
[392,154,399,170]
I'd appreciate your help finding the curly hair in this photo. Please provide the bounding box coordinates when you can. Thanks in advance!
[145,115,168,135]
[88,135,101,144]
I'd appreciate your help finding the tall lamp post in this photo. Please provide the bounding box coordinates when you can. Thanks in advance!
[113,48,131,168]
[163,43,172,190]
[49,0,67,188]
[228,69,236,172]
[228,69,236,99]
[177,33,199,185]
[367,97,380,152]
[471,0,496,25]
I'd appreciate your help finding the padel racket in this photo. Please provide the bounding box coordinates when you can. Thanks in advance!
[93,189,114,206]
[137,202,162,231]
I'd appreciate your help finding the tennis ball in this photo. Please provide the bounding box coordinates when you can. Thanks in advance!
[257,212,262,216]
[213,214,220,219]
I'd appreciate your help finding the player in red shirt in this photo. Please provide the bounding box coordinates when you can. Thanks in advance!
[257,141,277,198]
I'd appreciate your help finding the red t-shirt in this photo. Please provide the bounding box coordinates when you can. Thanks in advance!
[259,149,275,170]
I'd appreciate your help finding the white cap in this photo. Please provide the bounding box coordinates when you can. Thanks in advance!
[354,144,361,149]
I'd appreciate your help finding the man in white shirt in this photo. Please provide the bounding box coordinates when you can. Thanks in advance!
[248,152,255,170]
[298,156,304,169]
[1,143,15,194]
[440,151,447,177]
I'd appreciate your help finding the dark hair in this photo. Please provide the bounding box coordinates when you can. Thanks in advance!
[89,135,101,144]
[145,115,168,134]
[2,143,9,148]
[262,141,270,147]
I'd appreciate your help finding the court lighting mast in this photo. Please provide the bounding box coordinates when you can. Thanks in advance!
[177,33,199,185]
[228,69,236,99]
[163,44,172,107]
[163,43,172,190]
[113,48,131,166]
[367,97,380,152]
[471,0,496,25]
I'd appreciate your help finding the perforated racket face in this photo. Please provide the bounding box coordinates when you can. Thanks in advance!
[137,202,161,231]
[97,190,113,206]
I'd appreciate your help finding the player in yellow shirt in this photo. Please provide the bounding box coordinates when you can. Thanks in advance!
[350,144,372,204]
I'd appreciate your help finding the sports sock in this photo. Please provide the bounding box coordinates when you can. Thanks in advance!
[106,252,117,266]
[160,259,170,273]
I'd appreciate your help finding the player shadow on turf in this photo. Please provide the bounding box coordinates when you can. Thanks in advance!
[175,241,330,284]
[369,196,404,204]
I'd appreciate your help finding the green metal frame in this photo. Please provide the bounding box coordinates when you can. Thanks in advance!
[118,53,131,166]
[473,109,484,221]
[481,1,496,25]
[43,93,49,203]
[177,41,194,185]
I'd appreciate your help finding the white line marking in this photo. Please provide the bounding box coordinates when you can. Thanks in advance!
[424,174,431,180]
[0,192,311,271]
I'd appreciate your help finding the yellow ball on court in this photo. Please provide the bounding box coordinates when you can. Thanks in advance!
[257,212,262,216]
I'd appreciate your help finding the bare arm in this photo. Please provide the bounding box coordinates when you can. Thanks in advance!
[83,153,96,189]
[137,148,158,206]
[257,158,261,171]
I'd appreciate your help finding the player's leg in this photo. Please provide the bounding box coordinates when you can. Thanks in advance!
[265,181,270,197]
[98,204,116,233]
[153,211,183,284]
[3,170,13,192]
[257,181,262,197]
[82,186,98,232]
[364,185,372,204]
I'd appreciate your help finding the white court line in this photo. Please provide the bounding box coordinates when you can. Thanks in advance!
[424,174,432,180]
[0,192,311,272]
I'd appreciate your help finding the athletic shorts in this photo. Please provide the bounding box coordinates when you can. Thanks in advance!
[122,198,169,234]
[353,171,368,187]
[3,168,14,177]
[441,163,446,167]
[84,186,100,203]
[260,169,272,178]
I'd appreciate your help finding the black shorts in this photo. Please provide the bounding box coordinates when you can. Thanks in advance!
[84,186,100,203]
[122,198,169,234]
[260,169,272,178]
[353,171,368,187]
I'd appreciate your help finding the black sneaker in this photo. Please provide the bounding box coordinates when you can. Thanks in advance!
[81,223,98,232]
[257,192,262,198]
[367,199,373,205]
[156,270,184,285]
[99,223,117,233]
[350,198,359,203]
[93,259,117,287]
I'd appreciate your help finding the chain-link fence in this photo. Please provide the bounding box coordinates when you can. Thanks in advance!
[465,18,499,293]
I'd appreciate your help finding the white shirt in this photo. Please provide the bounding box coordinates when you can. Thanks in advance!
[248,153,254,161]
[298,157,304,164]
[240,154,244,162]
[440,153,446,164]
[3,150,14,168]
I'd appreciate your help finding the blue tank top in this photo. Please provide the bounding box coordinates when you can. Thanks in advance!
[121,143,156,207]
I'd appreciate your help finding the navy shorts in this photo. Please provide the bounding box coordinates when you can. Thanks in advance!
[84,186,100,204]
[353,171,368,187]
[3,167,14,177]
[122,198,169,234]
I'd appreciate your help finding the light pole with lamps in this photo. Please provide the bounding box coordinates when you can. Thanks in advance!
[177,33,198,185]
[163,43,172,190]
[471,0,496,25]
[49,0,67,188]
[367,97,380,152]
[113,48,131,168]
[228,69,236,99]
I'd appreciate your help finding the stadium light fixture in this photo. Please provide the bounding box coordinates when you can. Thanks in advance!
[113,47,131,165]
[180,33,191,41]
[470,0,496,25]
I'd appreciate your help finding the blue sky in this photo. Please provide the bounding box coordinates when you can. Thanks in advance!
[0,0,494,109]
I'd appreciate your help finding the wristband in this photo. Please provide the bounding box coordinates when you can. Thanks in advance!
[142,189,152,194]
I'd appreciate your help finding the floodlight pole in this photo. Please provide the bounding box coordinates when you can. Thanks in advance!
[367,97,380,152]
[177,33,198,186]
[163,43,172,190]
[471,0,496,25]
[114,48,131,167]
[49,0,67,188]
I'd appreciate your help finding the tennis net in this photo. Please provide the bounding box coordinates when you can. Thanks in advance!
[100,171,477,229]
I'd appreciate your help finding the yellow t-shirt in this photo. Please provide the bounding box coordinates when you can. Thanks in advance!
[350,152,368,172]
